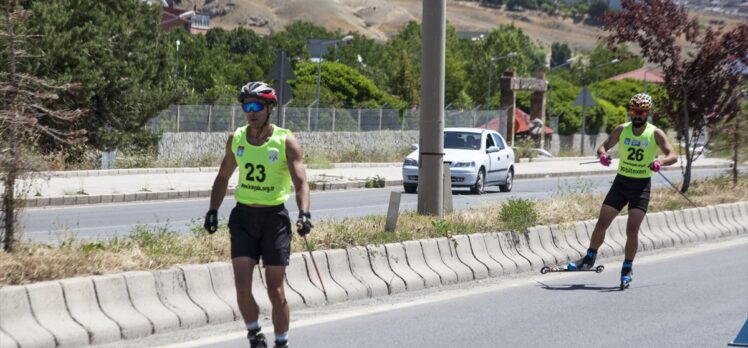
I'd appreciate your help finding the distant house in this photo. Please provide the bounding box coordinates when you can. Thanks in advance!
[607,67,664,83]
[160,2,210,34]
[477,107,553,138]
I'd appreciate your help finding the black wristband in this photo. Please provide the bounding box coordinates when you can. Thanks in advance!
[298,211,311,219]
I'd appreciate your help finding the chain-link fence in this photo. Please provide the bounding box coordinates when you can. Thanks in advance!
[146,105,508,134]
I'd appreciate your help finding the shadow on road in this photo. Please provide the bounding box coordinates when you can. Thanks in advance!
[536,281,620,292]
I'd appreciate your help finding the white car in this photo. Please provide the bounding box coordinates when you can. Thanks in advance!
[402,127,515,194]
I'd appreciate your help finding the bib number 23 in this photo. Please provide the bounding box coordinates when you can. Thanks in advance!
[245,163,266,182]
[627,148,644,161]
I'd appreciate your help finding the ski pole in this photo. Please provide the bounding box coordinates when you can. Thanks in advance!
[579,160,599,165]
[657,171,697,208]
[301,234,326,295]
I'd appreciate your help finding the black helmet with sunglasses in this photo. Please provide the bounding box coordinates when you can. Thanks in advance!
[238,81,278,106]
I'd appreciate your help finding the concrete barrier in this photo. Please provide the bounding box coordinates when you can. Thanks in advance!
[696,207,718,238]
[534,226,570,265]
[663,210,696,244]
[645,213,676,248]
[0,329,18,348]
[658,211,685,245]
[153,268,208,329]
[481,232,519,274]
[366,245,407,294]
[122,271,181,333]
[285,253,326,306]
[512,231,545,271]
[401,240,441,288]
[91,274,152,339]
[178,265,235,324]
[59,277,121,345]
[451,235,489,280]
[324,249,369,300]
[419,238,460,285]
[525,227,558,266]
[547,224,584,262]
[737,202,748,226]
[729,203,747,234]
[435,237,474,282]
[204,263,240,320]
[706,206,732,237]
[681,209,708,240]
[384,243,426,291]
[495,232,532,273]
[716,205,740,236]
[466,234,503,277]
[302,251,349,304]
[25,281,89,347]
[636,217,661,250]
[347,246,389,297]
[0,285,57,348]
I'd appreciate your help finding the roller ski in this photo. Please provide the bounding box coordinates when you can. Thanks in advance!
[541,250,603,274]
[540,264,604,274]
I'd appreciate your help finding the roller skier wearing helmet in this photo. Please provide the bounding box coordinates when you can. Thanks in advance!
[203,82,312,347]
[566,93,678,289]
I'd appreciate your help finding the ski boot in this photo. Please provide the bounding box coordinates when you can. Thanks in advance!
[620,262,633,290]
[274,340,289,348]
[566,250,596,271]
[248,329,268,348]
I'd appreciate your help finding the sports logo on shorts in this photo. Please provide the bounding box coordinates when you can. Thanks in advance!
[268,148,279,163]
[237,146,245,157]
[624,138,631,145]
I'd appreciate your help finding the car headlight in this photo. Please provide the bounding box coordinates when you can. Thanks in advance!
[452,161,475,168]
[404,158,418,166]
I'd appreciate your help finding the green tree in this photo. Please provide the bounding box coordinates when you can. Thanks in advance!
[23,0,184,151]
[550,42,572,68]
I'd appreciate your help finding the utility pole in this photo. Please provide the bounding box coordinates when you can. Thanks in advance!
[418,0,446,216]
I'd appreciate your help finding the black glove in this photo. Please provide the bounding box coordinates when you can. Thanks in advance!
[204,209,218,234]
[296,211,313,236]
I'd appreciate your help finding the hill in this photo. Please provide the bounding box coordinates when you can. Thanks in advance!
[174,0,744,58]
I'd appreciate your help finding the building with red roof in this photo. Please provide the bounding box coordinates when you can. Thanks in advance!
[607,67,664,83]
[160,3,210,34]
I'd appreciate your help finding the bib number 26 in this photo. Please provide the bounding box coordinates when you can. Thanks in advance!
[627,148,644,161]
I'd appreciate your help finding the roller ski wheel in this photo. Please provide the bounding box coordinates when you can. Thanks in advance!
[539,265,604,274]
[620,281,630,290]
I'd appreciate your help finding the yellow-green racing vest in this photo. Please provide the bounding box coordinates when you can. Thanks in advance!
[232,125,292,205]
[617,122,657,178]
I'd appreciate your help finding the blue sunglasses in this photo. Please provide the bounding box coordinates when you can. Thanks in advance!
[242,101,265,113]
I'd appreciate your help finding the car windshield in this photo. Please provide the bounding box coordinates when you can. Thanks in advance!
[444,131,481,150]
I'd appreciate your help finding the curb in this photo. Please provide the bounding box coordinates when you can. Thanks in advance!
[1,202,745,347]
[21,164,734,208]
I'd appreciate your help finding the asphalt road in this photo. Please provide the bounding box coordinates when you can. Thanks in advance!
[103,236,748,348]
[20,167,733,242]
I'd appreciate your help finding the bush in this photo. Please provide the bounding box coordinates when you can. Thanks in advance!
[500,198,539,232]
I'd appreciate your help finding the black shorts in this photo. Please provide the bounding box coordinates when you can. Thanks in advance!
[227,203,292,266]
[602,174,652,212]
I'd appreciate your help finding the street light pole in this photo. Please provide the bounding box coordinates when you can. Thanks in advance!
[314,35,353,131]
[594,58,620,97]
[175,39,180,78]
[486,52,517,111]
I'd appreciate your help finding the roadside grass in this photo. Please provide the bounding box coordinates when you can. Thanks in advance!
[1,173,745,286]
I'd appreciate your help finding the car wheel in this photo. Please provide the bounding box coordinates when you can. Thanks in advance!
[470,168,486,194]
[499,168,513,192]
[404,184,417,194]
